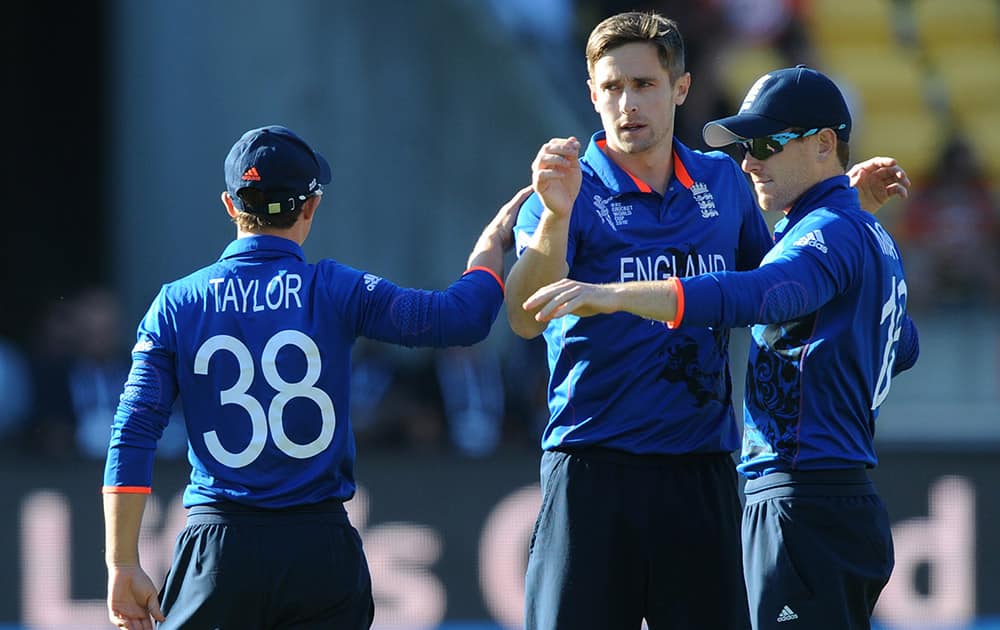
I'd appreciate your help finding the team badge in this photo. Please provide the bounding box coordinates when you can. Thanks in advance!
[691,182,718,218]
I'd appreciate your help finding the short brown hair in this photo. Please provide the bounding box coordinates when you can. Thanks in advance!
[585,12,685,83]
[836,139,850,170]
[232,188,302,231]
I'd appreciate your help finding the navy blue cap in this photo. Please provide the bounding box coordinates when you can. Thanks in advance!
[703,65,852,147]
[224,125,332,215]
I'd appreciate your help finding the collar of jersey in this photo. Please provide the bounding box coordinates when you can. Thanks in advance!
[219,235,307,262]
[584,131,697,195]
[776,175,855,241]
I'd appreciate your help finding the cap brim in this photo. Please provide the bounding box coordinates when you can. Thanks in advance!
[702,114,788,147]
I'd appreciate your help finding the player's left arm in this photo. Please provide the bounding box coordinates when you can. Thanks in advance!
[849,157,911,213]
[526,218,855,329]
[104,492,165,629]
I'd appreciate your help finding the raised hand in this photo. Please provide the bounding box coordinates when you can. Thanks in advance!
[532,137,583,219]
[849,156,911,213]
[491,185,534,252]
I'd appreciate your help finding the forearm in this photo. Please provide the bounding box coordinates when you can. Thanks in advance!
[505,212,571,337]
[526,278,680,325]
[104,492,147,567]
[465,225,509,280]
[605,280,680,322]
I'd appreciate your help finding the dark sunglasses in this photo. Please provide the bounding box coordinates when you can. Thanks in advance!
[739,124,846,160]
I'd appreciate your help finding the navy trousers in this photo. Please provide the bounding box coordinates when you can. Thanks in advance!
[158,501,374,629]
[742,470,894,630]
[525,448,750,630]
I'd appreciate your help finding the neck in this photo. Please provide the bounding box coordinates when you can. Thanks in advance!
[604,138,674,195]
[782,170,845,215]
[237,226,304,245]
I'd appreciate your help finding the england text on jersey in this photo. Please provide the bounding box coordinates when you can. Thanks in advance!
[619,253,727,282]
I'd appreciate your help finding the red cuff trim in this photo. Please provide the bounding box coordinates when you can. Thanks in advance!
[665,277,685,329]
[102,486,152,495]
[464,266,504,292]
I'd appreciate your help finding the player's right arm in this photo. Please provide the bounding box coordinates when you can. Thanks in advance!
[102,291,177,628]
[505,137,582,339]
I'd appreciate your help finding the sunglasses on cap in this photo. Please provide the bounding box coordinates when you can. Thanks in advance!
[739,124,847,161]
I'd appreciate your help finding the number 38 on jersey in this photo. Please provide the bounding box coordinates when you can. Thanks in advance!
[193,330,336,468]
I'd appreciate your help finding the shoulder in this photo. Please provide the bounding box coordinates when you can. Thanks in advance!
[160,265,218,305]
[675,140,741,173]
[312,258,367,284]
[676,145,751,195]
[784,207,880,264]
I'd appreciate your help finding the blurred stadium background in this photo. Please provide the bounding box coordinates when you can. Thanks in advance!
[1,1,998,628]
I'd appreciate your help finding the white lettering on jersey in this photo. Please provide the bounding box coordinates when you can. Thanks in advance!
[619,254,727,281]
[207,274,304,313]
[592,195,633,229]
[866,222,899,260]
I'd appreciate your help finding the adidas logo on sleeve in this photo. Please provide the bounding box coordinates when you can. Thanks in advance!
[776,605,799,623]
[793,229,828,254]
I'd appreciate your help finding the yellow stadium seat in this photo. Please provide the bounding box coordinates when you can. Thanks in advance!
[852,109,947,183]
[819,46,929,116]
[714,43,786,108]
[910,0,1000,51]
[927,46,1000,119]
[806,0,899,49]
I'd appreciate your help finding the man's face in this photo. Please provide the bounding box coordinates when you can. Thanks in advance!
[741,131,818,213]
[589,42,689,156]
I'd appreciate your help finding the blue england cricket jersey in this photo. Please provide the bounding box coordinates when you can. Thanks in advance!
[513,131,773,455]
[679,176,919,477]
[104,235,504,508]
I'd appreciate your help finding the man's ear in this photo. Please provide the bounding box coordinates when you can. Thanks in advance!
[673,72,691,106]
[301,195,321,221]
[222,191,239,218]
[816,128,838,161]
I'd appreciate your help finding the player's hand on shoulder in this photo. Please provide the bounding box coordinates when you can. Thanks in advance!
[532,137,583,219]
[849,156,911,214]
[491,185,533,252]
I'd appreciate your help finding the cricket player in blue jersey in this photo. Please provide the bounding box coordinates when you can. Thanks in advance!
[524,66,919,630]
[506,11,908,630]
[102,125,528,630]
